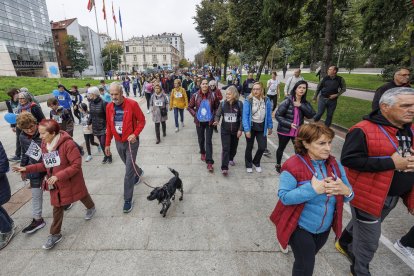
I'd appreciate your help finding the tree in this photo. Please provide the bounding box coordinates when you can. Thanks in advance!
[64,35,89,77]
[101,42,124,72]
[179,58,190,68]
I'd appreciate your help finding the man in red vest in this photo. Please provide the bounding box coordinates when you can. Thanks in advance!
[105,82,146,213]
[339,87,414,275]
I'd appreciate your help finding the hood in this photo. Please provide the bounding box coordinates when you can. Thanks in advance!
[54,131,73,149]
[363,109,412,129]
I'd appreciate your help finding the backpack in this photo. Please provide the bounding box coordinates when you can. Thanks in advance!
[197,99,213,122]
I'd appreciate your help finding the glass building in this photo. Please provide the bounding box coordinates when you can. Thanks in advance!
[0,0,58,77]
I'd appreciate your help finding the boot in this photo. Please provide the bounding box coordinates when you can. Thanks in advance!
[162,122,166,137]
[155,123,161,144]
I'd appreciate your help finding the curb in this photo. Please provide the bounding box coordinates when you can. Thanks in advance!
[306,80,375,93]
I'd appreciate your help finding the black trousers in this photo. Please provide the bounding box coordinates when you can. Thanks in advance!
[245,129,267,168]
[84,134,99,155]
[267,94,278,111]
[289,227,330,276]
[196,122,214,164]
[401,225,414,248]
[145,93,152,110]
[15,127,22,157]
[314,97,338,127]
[73,106,81,123]
[276,134,295,165]
[221,131,239,170]
[155,122,166,141]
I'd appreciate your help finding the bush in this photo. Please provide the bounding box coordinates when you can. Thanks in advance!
[381,65,414,82]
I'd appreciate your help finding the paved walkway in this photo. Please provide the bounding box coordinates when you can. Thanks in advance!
[0,94,412,275]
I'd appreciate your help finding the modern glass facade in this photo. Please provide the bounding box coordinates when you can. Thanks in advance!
[0,0,56,75]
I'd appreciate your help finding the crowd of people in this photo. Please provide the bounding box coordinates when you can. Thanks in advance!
[1,66,414,276]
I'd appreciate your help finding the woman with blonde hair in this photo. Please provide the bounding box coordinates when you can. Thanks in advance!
[242,82,273,173]
[214,86,243,175]
[169,78,188,132]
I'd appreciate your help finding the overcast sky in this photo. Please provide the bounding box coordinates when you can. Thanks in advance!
[44,0,203,60]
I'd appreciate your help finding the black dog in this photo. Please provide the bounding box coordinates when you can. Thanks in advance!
[147,168,183,217]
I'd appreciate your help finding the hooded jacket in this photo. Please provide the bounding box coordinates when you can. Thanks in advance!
[276,96,315,134]
[19,129,46,185]
[88,96,107,136]
[341,110,414,217]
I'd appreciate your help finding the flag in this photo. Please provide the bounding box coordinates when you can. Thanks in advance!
[119,8,122,28]
[102,0,106,19]
[112,2,117,23]
[87,0,95,11]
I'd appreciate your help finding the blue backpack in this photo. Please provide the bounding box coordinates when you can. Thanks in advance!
[197,99,213,122]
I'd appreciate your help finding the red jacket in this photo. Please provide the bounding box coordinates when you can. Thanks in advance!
[346,120,414,217]
[105,97,146,146]
[25,131,89,207]
[270,154,344,249]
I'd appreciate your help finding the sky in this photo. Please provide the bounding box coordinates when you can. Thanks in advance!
[44,0,203,60]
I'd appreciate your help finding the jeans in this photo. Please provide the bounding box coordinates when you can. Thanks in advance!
[221,131,239,170]
[340,196,399,276]
[115,139,143,201]
[289,227,330,276]
[245,129,267,168]
[196,122,214,164]
[174,108,184,128]
[313,96,338,127]
[84,134,99,155]
[276,134,295,164]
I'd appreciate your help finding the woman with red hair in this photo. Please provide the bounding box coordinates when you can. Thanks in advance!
[13,119,96,250]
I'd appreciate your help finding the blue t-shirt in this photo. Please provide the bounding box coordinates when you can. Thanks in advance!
[114,104,124,135]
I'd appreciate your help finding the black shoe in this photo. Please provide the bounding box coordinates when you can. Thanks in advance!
[22,218,46,234]
[275,164,282,173]
[107,155,112,164]
[263,149,271,157]
[79,146,85,156]
[8,155,21,162]
[64,203,73,211]
[163,132,166,137]
[101,156,108,164]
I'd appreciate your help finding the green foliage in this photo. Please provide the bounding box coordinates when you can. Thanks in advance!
[0,76,104,102]
[381,65,414,82]
[179,59,190,68]
[101,42,124,72]
[301,73,385,91]
[64,35,89,76]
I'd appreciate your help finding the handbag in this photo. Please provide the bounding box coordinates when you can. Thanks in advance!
[160,107,168,117]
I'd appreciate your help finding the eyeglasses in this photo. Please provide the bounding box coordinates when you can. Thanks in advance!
[22,125,36,131]
[18,98,26,100]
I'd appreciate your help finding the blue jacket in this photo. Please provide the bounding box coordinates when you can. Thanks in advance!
[53,90,72,109]
[242,97,273,136]
[278,159,353,234]
[0,141,11,205]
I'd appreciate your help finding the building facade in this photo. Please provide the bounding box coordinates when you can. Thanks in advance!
[51,18,104,77]
[121,36,181,72]
[157,32,185,60]
[0,0,59,77]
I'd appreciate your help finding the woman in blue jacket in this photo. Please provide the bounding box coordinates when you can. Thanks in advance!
[242,82,273,173]
[0,141,15,250]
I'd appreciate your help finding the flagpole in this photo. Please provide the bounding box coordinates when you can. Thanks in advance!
[119,9,126,73]
[93,5,104,77]
[103,0,113,72]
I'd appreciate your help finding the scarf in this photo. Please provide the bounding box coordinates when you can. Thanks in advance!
[46,133,61,153]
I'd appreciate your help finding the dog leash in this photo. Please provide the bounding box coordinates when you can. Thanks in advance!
[128,140,158,189]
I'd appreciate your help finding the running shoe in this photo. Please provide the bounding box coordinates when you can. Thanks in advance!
[101,156,108,164]
[175,128,179,132]
[22,218,46,234]
[246,168,253,173]
[85,155,92,162]
[64,203,73,211]
[0,228,16,250]
[335,240,353,263]
[42,234,63,250]
[394,240,414,263]
[207,164,214,172]
[222,169,228,176]
[275,164,282,174]
[107,155,112,164]
[84,207,96,220]
[201,154,206,161]
[123,200,134,213]
[229,160,235,166]
[263,149,271,157]
[8,155,20,162]
[254,166,262,173]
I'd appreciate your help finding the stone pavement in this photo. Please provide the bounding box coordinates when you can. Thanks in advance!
[0,95,413,275]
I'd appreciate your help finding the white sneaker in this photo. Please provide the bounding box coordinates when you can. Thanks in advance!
[181,122,184,127]
[255,166,262,173]
[394,240,414,263]
[246,168,253,173]
[146,110,150,114]
[279,243,289,254]
[85,155,92,162]
[175,128,179,132]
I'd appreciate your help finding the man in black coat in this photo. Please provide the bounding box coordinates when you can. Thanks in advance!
[372,68,411,111]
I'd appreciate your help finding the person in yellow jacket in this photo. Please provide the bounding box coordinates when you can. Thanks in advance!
[170,78,188,132]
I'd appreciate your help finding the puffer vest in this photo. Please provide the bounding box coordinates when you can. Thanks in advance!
[346,120,414,217]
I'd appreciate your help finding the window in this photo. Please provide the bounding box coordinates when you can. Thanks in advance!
[132,46,136,52]
[125,46,129,52]
[163,47,166,52]
[133,55,137,61]
[152,54,156,60]
[152,47,156,52]
[163,55,166,61]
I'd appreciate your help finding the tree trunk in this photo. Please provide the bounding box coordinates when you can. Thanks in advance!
[410,27,414,68]
[223,51,229,82]
[256,45,272,81]
[321,0,334,78]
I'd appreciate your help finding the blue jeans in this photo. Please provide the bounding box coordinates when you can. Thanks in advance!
[174,108,184,128]
[313,96,338,127]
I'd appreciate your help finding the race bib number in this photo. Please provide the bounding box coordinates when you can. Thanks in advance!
[42,151,61,168]
[58,95,65,101]
[224,113,237,123]
[248,83,254,89]
[53,115,62,124]
[12,107,18,114]
[154,100,163,107]
[115,121,123,134]
[70,95,76,101]
[26,141,41,161]
[175,92,183,98]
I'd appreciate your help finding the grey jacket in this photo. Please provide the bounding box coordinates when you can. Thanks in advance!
[150,93,169,123]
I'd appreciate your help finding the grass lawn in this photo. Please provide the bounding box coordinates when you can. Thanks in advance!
[231,74,370,129]
[0,76,106,102]
[301,72,385,91]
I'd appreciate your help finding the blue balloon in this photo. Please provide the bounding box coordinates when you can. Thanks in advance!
[4,113,17,124]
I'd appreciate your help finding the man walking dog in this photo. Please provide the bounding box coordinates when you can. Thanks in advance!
[105,82,146,213]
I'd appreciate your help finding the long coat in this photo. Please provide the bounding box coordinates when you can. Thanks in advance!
[25,131,89,207]
[150,93,169,123]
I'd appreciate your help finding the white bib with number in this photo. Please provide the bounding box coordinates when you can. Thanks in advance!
[248,83,254,89]
[12,107,18,114]
[175,92,182,98]
[43,151,61,168]
[53,115,62,123]
[70,95,76,101]
[26,141,42,161]
[58,95,65,101]
[224,113,237,123]
[115,121,123,134]
[154,100,163,107]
